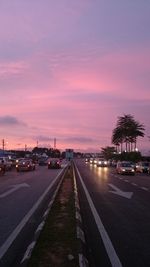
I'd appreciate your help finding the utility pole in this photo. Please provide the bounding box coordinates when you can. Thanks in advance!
[54,138,56,149]
[2,139,5,155]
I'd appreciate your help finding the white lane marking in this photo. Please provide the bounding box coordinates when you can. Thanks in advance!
[0,183,30,198]
[124,180,129,183]
[141,187,149,191]
[76,166,123,267]
[131,183,138,187]
[108,184,133,199]
[0,168,65,260]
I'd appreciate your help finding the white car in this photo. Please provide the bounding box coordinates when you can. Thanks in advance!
[116,161,135,175]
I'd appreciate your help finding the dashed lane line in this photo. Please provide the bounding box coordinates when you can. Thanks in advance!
[112,173,150,193]
[131,183,138,187]
[141,187,149,191]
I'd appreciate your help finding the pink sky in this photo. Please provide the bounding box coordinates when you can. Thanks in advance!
[0,1,150,154]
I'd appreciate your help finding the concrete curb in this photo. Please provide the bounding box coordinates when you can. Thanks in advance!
[73,164,89,267]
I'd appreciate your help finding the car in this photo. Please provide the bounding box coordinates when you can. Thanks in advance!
[0,157,12,171]
[116,161,135,175]
[16,159,35,172]
[38,157,48,166]
[0,159,6,175]
[89,158,95,164]
[135,162,150,173]
[97,158,108,167]
[85,158,90,163]
[48,158,61,169]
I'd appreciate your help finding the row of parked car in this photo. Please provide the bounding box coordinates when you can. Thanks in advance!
[85,157,150,175]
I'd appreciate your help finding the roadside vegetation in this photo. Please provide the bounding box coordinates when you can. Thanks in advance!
[100,114,146,162]
[112,114,145,153]
[27,166,78,267]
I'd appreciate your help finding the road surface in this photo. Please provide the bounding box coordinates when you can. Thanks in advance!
[75,159,150,267]
[0,164,66,266]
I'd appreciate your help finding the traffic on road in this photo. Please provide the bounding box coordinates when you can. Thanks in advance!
[75,158,150,267]
[0,157,67,266]
[0,155,150,266]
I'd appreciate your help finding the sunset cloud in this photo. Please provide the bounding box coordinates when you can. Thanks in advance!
[0,61,28,78]
[0,1,150,153]
[0,115,27,127]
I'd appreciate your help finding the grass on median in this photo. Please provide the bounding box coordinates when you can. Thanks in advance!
[27,166,79,267]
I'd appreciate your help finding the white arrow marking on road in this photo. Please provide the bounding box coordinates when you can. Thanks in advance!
[108,183,133,199]
[0,183,30,198]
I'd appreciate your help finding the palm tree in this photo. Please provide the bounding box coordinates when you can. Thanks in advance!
[112,114,145,152]
[112,127,123,153]
[130,121,145,150]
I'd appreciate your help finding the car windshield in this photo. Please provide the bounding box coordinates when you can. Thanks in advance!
[20,160,29,164]
[51,159,59,162]
[121,163,132,167]
[142,162,149,167]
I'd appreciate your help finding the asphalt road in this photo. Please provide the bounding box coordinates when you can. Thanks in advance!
[0,163,66,266]
[75,159,150,267]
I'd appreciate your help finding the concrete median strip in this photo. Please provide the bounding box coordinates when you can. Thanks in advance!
[21,163,88,267]
[73,166,89,267]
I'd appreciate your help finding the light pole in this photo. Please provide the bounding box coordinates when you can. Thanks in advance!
[25,144,27,152]
[2,139,7,155]
[2,139,4,154]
